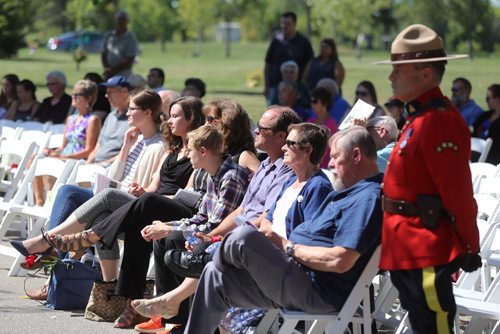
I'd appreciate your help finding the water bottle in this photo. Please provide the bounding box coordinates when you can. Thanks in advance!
[185,224,202,246]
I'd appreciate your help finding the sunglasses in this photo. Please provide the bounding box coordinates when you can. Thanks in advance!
[46,82,59,87]
[72,93,86,98]
[256,122,275,132]
[355,90,369,97]
[310,98,319,104]
[207,115,219,123]
[285,139,298,148]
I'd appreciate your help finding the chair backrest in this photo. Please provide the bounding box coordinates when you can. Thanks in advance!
[19,130,52,154]
[67,161,106,187]
[47,133,64,149]
[0,139,38,202]
[0,119,21,129]
[471,137,494,163]
[16,121,45,131]
[470,162,498,193]
[477,177,500,198]
[324,245,382,333]
[11,156,76,207]
[0,126,21,140]
[47,123,66,134]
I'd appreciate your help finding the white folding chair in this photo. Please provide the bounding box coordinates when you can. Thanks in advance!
[470,162,500,194]
[0,139,38,202]
[471,137,494,163]
[0,119,21,128]
[19,130,52,154]
[47,123,66,134]
[66,161,106,187]
[456,269,500,334]
[0,157,76,276]
[16,121,45,131]
[276,246,381,334]
[0,126,21,140]
[47,133,64,149]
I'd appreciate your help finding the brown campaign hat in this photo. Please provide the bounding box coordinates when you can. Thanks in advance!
[374,24,467,65]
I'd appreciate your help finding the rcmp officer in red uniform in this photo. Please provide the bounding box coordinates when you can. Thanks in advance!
[376,24,481,333]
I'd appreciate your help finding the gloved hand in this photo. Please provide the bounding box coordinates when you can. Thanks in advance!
[460,252,482,272]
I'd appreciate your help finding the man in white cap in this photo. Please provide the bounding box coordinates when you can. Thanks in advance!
[376,24,481,333]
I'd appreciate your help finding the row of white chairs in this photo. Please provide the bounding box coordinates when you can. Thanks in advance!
[1,119,65,134]
[471,137,493,163]
[0,138,107,276]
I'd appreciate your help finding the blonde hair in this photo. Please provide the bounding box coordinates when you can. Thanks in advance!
[187,124,223,154]
[73,80,98,106]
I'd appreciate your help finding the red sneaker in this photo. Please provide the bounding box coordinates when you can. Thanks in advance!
[134,316,164,333]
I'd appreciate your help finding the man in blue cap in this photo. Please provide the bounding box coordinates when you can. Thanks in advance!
[87,75,131,165]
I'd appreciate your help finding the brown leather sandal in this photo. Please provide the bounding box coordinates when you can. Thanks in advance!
[53,230,95,253]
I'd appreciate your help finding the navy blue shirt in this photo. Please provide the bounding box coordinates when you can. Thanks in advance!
[289,173,383,309]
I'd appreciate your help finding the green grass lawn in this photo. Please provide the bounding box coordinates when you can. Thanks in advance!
[1,41,497,121]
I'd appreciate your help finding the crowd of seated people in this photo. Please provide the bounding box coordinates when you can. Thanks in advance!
[2,25,498,334]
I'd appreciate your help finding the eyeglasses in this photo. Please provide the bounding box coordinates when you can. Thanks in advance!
[128,107,144,112]
[355,90,369,97]
[207,115,219,123]
[285,139,298,148]
[72,93,86,98]
[46,82,59,87]
[256,122,275,132]
[367,126,383,132]
[310,98,318,104]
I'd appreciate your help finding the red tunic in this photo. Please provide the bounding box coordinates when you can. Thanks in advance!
[380,86,480,270]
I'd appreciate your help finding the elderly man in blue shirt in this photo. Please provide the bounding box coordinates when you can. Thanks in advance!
[184,126,383,333]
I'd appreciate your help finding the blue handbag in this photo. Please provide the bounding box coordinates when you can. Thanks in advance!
[45,252,103,310]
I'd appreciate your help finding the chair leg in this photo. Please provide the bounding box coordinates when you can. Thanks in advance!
[254,309,279,334]
[277,319,299,334]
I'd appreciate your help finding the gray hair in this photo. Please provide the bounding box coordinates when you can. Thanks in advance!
[280,60,299,76]
[46,70,67,87]
[316,78,339,96]
[367,116,398,142]
[330,126,377,160]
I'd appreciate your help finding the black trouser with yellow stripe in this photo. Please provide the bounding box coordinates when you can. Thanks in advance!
[390,259,460,334]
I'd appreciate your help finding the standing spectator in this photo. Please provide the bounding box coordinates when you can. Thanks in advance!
[6,79,40,121]
[354,80,385,117]
[32,71,72,124]
[264,12,313,105]
[451,77,483,128]
[101,10,139,80]
[84,72,111,122]
[377,24,480,333]
[473,84,500,164]
[384,98,406,131]
[303,38,345,93]
[0,74,19,119]
[147,68,165,92]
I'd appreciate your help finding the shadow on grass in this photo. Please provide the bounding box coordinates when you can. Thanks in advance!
[11,57,70,64]
[211,90,262,96]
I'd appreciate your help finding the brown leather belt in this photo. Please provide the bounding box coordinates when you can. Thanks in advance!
[382,195,452,220]
[382,196,419,216]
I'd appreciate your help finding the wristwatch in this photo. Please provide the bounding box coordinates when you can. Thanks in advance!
[285,242,296,257]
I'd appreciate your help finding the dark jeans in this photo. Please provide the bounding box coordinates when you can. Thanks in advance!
[91,192,193,300]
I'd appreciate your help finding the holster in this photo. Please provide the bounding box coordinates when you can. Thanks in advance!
[416,194,444,229]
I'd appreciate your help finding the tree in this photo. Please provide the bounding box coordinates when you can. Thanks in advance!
[121,0,178,52]
[215,0,259,57]
[0,0,33,58]
[178,0,217,55]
